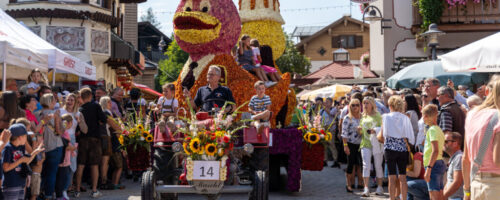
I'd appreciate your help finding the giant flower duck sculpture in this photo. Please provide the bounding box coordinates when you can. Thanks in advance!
[173,0,294,127]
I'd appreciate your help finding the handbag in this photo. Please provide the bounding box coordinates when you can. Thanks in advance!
[471,111,499,181]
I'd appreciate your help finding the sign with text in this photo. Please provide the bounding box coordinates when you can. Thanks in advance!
[192,161,220,181]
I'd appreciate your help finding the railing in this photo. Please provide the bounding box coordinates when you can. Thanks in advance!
[412,0,500,33]
[142,51,168,63]
[441,0,500,24]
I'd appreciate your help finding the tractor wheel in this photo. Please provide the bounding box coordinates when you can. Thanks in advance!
[141,170,157,200]
[250,170,268,200]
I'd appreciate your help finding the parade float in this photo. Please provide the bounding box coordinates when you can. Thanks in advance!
[141,0,329,199]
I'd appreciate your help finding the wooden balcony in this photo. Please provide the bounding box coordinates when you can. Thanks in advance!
[412,0,500,34]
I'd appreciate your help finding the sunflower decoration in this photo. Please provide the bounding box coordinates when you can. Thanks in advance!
[141,131,149,139]
[205,143,217,157]
[118,135,125,145]
[189,138,202,154]
[325,132,333,142]
[137,124,144,132]
[307,133,320,145]
[295,104,336,146]
[183,142,191,155]
[145,134,154,143]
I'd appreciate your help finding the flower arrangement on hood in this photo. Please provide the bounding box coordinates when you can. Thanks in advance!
[176,98,249,161]
[116,114,152,152]
[296,104,334,146]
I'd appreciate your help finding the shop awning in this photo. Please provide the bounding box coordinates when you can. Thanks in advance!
[133,82,161,97]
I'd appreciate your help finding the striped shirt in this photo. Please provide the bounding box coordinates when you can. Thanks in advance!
[249,95,271,112]
[439,110,453,132]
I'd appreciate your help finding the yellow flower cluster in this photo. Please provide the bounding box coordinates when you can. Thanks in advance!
[241,20,286,60]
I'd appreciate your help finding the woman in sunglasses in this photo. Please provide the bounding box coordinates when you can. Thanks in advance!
[359,97,384,197]
[341,99,363,193]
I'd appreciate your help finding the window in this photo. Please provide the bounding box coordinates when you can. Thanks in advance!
[332,35,363,49]
[317,47,326,56]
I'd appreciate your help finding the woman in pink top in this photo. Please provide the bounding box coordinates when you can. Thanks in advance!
[463,75,500,200]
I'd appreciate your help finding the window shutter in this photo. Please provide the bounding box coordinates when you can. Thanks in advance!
[331,36,340,48]
[355,35,363,48]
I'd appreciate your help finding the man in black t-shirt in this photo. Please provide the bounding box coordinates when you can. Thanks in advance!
[75,88,106,198]
[184,65,235,114]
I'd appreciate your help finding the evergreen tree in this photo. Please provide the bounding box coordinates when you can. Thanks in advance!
[140,7,162,29]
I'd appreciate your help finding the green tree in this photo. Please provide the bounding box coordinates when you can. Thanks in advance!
[140,7,162,29]
[157,38,189,88]
[276,33,311,75]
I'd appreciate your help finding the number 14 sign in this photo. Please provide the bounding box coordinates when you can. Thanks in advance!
[193,161,220,181]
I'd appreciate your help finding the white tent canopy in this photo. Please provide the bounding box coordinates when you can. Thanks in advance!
[0,9,49,86]
[441,32,500,72]
[0,9,96,81]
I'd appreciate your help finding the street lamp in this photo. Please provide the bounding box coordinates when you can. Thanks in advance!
[421,23,445,60]
[333,48,349,63]
[362,5,392,35]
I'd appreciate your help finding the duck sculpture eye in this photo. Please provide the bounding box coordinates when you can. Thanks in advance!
[202,7,209,12]
[186,7,192,11]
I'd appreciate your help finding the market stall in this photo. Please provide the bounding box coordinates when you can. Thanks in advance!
[0,9,96,86]
[0,9,49,90]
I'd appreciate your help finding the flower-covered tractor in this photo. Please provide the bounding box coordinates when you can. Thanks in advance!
[141,102,270,200]
[141,0,299,199]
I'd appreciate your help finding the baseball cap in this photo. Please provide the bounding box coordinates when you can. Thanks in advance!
[9,123,28,137]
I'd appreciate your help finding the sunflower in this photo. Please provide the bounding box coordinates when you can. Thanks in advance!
[183,142,191,155]
[325,133,332,141]
[145,135,154,142]
[118,135,125,145]
[141,131,149,138]
[189,138,202,154]
[137,124,144,132]
[205,143,217,156]
[303,133,310,141]
[311,128,317,133]
[130,128,136,134]
[308,133,320,144]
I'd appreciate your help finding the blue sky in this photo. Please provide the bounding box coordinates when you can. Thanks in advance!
[138,0,363,38]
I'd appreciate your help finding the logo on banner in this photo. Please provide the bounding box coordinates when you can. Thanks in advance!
[64,57,75,69]
[85,67,92,75]
[351,0,377,3]
[0,31,7,37]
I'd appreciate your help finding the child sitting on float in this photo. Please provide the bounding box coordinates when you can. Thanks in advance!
[238,35,275,88]
[250,39,281,83]
[248,81,272,134]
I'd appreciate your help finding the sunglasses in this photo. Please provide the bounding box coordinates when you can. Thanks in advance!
[351,104,360,107]
[445,140,455,143]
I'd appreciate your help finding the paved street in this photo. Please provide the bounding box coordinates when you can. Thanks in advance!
[77,162,390,200]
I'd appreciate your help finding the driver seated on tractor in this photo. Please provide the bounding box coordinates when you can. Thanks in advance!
[248,81,272,134]
[183,65,236,119]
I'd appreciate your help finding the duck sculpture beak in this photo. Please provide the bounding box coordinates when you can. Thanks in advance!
[174,11,222,44]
